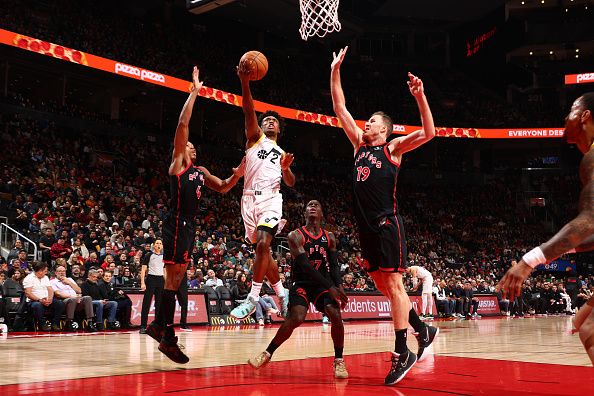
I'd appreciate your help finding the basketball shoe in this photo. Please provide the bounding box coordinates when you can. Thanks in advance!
[248,351,271,369]
[146,321,165,343]
[414,325,439,361]
[230,295,257,320]
[333,358,349,379]
[385,350,417,385]
[158,336,189,364]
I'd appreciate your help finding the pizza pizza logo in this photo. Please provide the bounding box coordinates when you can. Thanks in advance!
[435,127,480,138]
[13,34,88,66]
[296,111,339,127]
[197,86,238,105]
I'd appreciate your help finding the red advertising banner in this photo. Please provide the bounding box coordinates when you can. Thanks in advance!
[128,292,209,325]
[565,73,594,85]
[476,295,501,315]
[0,28,565,139]
[267,294,437,322]
[268,294,499,322]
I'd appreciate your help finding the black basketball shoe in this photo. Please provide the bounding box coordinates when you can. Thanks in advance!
[384,349,417,385]
[414,325,439,361]
[158,336,189,364]
[146,321,165,342]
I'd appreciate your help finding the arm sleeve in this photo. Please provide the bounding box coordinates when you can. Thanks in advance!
[295,253,333,289]
[328,250,341,287]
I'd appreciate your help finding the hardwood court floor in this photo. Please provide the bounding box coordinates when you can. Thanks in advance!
[0,316,592,395]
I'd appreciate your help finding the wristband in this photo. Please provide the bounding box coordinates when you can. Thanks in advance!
[522,247,546,269]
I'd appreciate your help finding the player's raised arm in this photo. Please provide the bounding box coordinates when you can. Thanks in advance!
[237,61,262,146]
[389,73,435,156]
[199,157,246,194]
[330,46,364,150]
[497,151,594,300]
[170,67,203,176]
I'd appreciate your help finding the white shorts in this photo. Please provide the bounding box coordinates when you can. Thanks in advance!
[241,191,284,244]
[422,276,434,294]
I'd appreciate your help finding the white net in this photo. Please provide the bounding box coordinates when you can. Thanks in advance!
[299,0,341,41]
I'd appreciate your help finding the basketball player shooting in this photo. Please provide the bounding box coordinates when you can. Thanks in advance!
[330,46,439,385]
[497,92,594,365]
[248,200,349,378]
[146,67,246,363]
[230,56,295,320]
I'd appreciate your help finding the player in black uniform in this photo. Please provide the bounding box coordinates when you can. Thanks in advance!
[146,67,246,363]
[331,47,439,385]
[247,200,349,377]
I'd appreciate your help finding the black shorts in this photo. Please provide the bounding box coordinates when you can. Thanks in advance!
[358,214,407,273]
[289,282,338,313]
[162,212,195,265]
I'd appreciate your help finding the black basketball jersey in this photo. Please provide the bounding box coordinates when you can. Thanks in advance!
[352,143,400,232]
[291,227,331,283]
[169,163,205,218]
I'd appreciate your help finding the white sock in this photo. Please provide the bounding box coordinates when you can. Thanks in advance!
[272,281,286,298]
[249,282,262,301]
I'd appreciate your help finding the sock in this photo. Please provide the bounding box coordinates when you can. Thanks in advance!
[249,281,262,301]
[161,290,177,339]
[334,346,344,359]
[266,341,280,356]
[394,328,408,354]
[408,309,426,333]
[272,281,286,298]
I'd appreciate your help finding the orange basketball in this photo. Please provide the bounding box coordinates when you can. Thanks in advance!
[239,50,268,81]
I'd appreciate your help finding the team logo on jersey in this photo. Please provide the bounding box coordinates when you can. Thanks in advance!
[257,147,282,164]
[321,236,327,242]
[188,172,203,182]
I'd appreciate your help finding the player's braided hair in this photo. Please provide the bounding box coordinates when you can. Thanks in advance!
[258,110,285,134]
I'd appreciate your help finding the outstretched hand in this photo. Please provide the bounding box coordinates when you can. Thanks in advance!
[331,46,348,71]
[496,260,533,301]
[236,60,251,82]
[407,72,424,98]
[280,152,294,171]
[233,156,247,177]
[191,66,204,93]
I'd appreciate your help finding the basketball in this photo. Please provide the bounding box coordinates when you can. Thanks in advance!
[239,50,268,81]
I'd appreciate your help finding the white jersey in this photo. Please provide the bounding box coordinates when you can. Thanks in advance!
[411,265,432,282]
[244,135,284,192]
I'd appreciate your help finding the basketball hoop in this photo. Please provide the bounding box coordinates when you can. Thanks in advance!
[299,0,341,41]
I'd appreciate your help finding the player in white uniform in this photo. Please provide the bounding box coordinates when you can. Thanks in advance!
[407,265,434,319]
[230,60,295,320]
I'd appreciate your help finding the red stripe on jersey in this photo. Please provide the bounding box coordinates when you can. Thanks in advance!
[175,161,192,177]
[394,216,403,270]
[383,145,400,167]
[301,226,323,240]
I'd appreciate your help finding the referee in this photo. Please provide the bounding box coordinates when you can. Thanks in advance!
[139,239,165,334]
